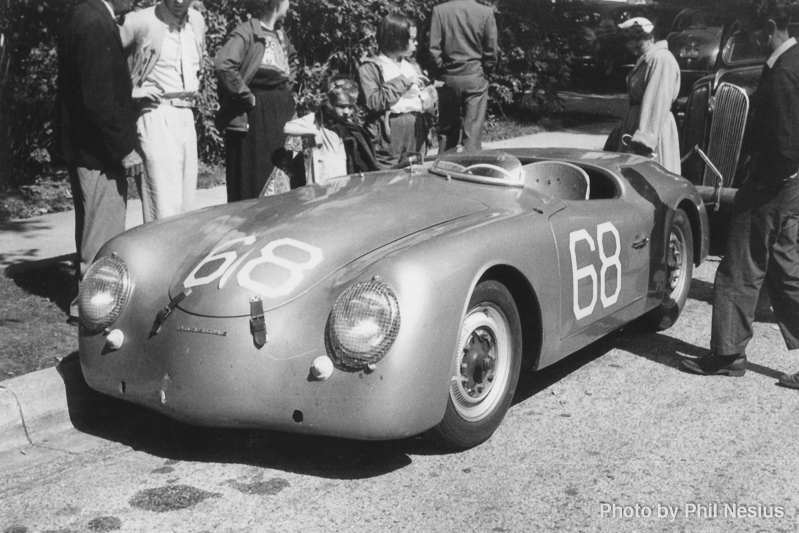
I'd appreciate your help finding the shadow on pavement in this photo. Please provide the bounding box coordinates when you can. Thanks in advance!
[0,216,55,236]
[552,112,618,137]
[5,254,76,314]
[513,333,617,405]
[56,353,437,478]
[613,331,784,380]
[0,217,62,268]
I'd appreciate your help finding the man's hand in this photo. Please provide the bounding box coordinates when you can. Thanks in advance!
[622,134,654,158]
[630,140,654,158]
[121,150,143,177]
[132,85,163,103]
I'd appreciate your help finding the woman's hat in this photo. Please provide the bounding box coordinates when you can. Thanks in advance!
[618,17,654,34]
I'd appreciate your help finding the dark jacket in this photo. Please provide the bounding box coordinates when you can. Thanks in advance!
[357,57,414,154]
[429,0,499,78]
[56,0,137,170]
[214,19,297,133]
[749,43,799,186]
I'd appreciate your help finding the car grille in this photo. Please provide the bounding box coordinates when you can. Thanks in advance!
[703,83,748,188]
[681,81,711,185]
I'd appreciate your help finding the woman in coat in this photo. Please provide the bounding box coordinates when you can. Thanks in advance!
[215,0,298,202]
[358,14,435,168]
[604,17,681,175]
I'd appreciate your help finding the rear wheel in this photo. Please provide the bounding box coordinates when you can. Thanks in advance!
[427,280,522,450]
[641,208,694,331]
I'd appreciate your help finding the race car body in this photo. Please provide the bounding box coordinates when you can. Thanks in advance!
[78,148,708,449]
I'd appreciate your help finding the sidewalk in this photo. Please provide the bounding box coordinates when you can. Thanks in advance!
[0,127,611,455]
[0,187,228,271]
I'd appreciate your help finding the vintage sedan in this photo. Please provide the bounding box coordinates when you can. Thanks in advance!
[680,20,799,246]
[667,7,732,100]
[77,149,709,450]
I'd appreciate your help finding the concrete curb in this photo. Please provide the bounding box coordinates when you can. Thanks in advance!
[0,359,75,454]
[0,128,612,453]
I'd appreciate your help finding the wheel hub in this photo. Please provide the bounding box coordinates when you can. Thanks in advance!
[460,330,496,398]
[667,234,683,292]
[450,302,512,422]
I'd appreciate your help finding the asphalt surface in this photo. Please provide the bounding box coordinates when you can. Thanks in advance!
[4,93,798,532]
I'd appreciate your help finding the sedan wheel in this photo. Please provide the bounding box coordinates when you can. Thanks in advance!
[427,280,522,450]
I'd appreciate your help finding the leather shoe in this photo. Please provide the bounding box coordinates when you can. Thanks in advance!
[681,353,747,377]
[67,297,79,326]
[778,372,799,389]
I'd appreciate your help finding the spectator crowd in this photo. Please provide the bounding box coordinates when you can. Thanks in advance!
[57,0,497,304]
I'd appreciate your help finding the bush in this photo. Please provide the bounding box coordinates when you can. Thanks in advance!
[0,0,578,195]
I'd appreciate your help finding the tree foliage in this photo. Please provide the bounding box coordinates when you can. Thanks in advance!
[0,0,579,189]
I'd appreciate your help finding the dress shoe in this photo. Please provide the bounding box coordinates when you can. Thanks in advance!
[778,372,799,389]
[681,353,747,377]
[67,297,79,326]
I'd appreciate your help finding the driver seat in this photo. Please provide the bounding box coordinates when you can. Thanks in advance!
[522,161,590,200]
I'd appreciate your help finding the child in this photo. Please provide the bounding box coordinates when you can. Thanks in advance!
[283,75,379,184]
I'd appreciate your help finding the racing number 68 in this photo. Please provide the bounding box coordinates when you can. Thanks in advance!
[569,222,621,320]
[184,237,323,298]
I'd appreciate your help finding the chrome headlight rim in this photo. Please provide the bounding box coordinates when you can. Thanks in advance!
[325,279,401,372]
[78,254,132,333]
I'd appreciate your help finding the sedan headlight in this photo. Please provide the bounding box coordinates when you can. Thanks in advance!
[326,280,400,371]
[78,255,132,333]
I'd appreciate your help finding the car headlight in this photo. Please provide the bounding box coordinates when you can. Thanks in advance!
[78,255,132,333]
[326,280,400,371]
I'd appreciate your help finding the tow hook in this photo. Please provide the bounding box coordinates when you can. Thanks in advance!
[250,296,267,348]
[150,288,192,337]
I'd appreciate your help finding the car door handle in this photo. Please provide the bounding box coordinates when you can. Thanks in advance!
[631,237,649,249]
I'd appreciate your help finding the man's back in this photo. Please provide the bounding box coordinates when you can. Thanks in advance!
[750,43,799,184]
[429,0,498,76]
[57,0,136,170]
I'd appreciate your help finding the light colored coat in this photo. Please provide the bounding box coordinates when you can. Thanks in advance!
[283,113,347,183]
[120,3,205,89]
[605,41,681,175]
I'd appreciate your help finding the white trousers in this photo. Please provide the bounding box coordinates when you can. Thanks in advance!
[136,105,198,223]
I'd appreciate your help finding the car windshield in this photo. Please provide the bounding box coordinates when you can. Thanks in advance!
[672,9,724,31]
[722,23,799,65]
[429,151,524,187]
[722,29,768,65]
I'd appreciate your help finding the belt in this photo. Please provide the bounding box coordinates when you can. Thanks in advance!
[162,98,194,108]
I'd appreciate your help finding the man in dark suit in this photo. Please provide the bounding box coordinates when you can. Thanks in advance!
[429,0,498,152]
[682,0,799,385]
[57,0,142,316]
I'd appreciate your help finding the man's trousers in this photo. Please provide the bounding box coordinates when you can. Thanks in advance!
[711,178,799,355]
[69,166,128,278]
[436,73,489,152]
[137,104,198,223]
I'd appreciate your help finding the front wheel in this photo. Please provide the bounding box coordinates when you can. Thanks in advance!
[641,208,694,331]
[426,280,522,450]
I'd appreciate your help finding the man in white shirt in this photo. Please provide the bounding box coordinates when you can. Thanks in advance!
[120,0,206,222]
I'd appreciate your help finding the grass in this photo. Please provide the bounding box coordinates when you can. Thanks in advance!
[0,112,588,379]
[0,258,78,378]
